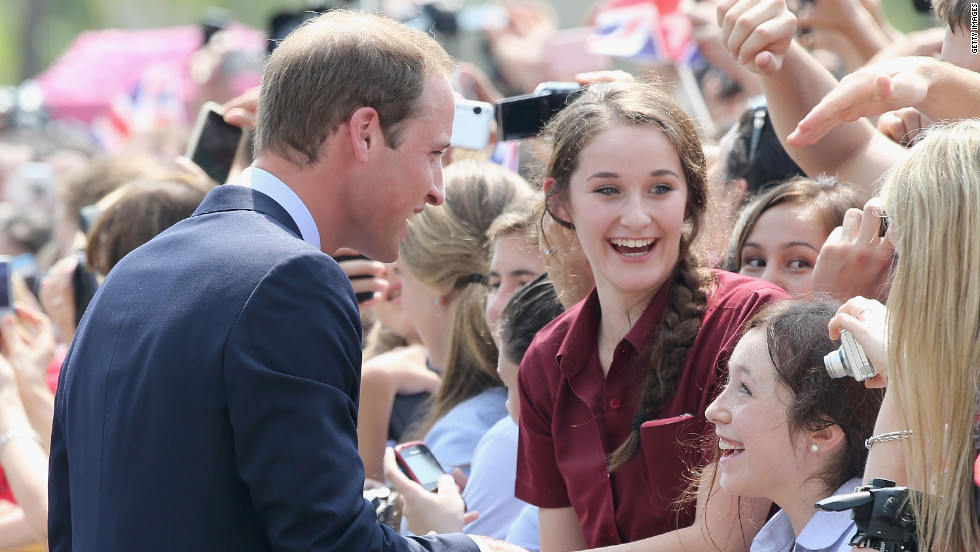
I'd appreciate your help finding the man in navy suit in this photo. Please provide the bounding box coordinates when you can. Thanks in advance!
[48,10,522,552]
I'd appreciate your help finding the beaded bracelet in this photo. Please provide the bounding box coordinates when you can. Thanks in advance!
[0,429,42,455]
[865,430,913,450]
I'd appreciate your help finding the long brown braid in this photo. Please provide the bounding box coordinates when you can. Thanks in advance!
[606,253,714,472]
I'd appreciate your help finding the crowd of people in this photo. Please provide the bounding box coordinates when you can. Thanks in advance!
[0,0,978,550]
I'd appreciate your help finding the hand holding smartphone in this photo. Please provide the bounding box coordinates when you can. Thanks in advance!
[332,253,376,304]
[393,441,446,493]
[186,101,246,184]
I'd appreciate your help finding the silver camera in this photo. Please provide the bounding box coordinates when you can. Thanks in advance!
[824,329,877,382]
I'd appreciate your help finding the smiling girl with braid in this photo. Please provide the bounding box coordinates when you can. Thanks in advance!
[514,80,788,551]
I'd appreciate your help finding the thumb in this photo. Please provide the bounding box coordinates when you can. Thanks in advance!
[0,316,19,348]
[435,474,460,497]
[462,511,480,525]
[451,467,468,491]
[755,51,782,75]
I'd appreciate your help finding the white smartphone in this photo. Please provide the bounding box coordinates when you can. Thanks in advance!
[185,101,246,184]
[451,99,494,151]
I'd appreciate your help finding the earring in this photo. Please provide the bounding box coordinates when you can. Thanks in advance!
[810,444,819,453]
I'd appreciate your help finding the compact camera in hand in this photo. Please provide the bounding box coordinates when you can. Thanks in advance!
[495,82,583,141]
[824,329,877,382]
[363,486,402,530]
[816,478,918,552]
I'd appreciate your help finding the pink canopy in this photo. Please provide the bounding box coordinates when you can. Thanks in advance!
[35,24,264,125]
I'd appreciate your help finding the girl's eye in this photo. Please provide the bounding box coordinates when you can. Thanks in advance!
[594,185,618,196]
[743,257,765,269]
[787,258,814,270]
[652,184,673,195]
[489,279,501,290]
[739,383,752,396]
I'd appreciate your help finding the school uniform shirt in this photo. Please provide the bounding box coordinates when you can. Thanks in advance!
[462,417,532,541]
[751,478,862,552]
[425,387,508,477]
[516,270,788,547]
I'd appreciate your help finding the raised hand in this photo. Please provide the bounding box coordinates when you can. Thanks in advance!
[716,0,798,74]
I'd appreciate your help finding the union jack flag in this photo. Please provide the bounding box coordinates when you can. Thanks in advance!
[587,0,697,64]
[90,62,187,151]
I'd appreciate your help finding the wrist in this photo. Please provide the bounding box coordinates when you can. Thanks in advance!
[865,429,913,450]
[15,373,49,394]
[0,428,42,458]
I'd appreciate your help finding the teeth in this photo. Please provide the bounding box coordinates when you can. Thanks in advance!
[610,238,655,248]
[388,288,401,301]
[718,441,744,451]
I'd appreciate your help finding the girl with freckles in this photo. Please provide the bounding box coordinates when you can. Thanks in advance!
[515,80,788,551]
[705,300,883,552]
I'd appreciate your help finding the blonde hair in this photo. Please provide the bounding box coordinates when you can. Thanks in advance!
[399,160,532,438]
[880,119,980,551]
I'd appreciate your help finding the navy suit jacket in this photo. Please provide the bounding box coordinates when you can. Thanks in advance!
[48,185,480,552]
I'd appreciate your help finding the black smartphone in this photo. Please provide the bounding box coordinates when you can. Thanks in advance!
[0,256,13,317]
[496,82,582,141]
[72,251,100,326]
[186,101,245,184]
[393,441,446,492]
[333,253,375,304]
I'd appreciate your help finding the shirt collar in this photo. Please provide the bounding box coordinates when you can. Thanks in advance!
[752,477,861,552]
[554,282,672,378]
[795,478,862,550]
[232,166,321,249]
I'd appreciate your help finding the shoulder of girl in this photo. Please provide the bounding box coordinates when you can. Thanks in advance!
[707,270,790,305]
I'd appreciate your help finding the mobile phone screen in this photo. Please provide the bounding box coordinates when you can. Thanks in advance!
[397,444,445,492]
[0,260,11,312]
[188,106,244,184]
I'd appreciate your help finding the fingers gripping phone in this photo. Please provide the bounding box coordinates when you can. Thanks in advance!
[332,253,374,304]
[393,441,446,493]
[185,101,246,184]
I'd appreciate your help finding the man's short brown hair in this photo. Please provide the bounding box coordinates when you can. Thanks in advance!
[254,10,455,166]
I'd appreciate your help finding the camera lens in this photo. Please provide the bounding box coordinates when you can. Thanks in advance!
[824,350,847,379]
[472,106,482,115]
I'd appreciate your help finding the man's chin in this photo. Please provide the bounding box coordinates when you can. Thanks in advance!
[358,245,398,264]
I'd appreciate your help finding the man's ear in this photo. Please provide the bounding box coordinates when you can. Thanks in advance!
[348,106,382,163]
[543,177,574,229]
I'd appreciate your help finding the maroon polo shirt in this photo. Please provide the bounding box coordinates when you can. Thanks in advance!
[516,270,788,547]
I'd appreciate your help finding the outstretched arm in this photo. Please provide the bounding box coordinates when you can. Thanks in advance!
[789,56,980,146]
[0,355,48,544]
[582,470,769,552]
[716,0,905,193]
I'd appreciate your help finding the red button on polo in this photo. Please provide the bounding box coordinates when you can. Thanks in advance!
[610,398,621,409]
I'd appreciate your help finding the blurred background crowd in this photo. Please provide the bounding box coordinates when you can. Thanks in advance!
[0,0,976,550]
